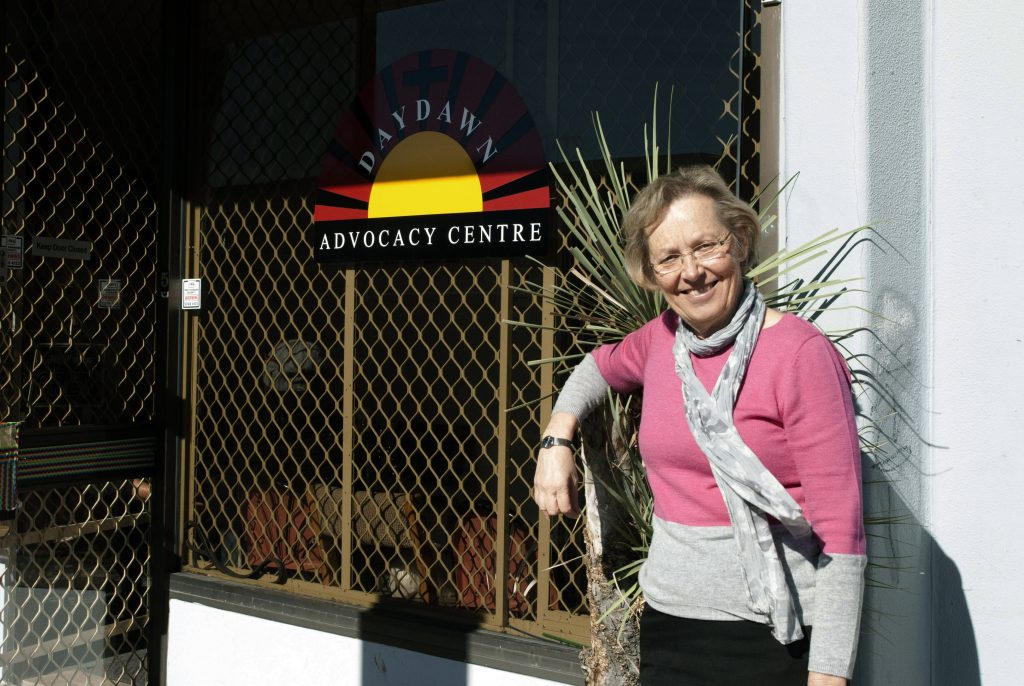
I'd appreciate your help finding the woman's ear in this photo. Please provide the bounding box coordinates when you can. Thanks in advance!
[731,232,750,267]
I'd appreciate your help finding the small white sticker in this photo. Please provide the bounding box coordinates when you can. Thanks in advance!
[182,279,202,310]
[3,235,24,269]
[97,279,122,309]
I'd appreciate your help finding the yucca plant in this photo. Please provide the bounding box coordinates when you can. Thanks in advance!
[509,90,886,685]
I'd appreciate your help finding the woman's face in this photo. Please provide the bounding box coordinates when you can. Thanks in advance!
[647,194,744,338]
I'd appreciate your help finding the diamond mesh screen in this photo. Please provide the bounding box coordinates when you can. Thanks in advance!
[2,1,159,428]
[1,479,151,685]
[2,2,160,683]
[184,0,760,646]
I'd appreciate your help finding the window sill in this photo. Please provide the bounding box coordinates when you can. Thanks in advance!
[169,572,585,685]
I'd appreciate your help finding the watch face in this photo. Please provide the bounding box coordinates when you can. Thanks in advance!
[542,436,554,449]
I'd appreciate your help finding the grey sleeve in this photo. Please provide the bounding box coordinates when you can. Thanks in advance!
[551,354,610,420]
[807,553,867,679]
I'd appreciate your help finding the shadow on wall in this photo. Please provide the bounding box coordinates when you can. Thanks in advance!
[930,540,980,686]
[857,0,981,678]
[358,596,481,686]
[856,473,980,686]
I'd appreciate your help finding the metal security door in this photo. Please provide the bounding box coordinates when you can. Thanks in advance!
[2,2,164,684]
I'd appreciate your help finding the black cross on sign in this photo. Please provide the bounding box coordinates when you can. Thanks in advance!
[404,53,449,132]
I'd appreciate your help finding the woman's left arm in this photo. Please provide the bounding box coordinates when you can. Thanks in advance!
[808,673,846,686]
[780,334,867,681]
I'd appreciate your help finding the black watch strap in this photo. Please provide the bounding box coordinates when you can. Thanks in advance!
[541,435,575,451]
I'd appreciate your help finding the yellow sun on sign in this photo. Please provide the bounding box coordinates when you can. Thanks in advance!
[368,131,482,218]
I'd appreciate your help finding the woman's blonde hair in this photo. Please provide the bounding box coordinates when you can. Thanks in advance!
[622,165,760,289]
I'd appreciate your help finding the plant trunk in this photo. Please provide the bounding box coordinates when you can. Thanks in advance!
[578,404,641,686]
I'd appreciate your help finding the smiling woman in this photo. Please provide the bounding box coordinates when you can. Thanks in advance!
[534,165,865,685]
[646,196,744,337]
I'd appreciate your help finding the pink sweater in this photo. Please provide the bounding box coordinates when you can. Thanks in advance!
[591,310,865,557]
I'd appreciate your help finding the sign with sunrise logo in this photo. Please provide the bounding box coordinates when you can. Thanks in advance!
[311,50,551,265]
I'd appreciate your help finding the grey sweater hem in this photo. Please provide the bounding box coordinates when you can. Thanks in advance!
[808,658,856,680]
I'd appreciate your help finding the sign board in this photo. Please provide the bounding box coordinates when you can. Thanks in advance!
[182,279,202,310]
[97,279,122,309]
[3,235,24,269]
[311,50,551,266]
[32,236,92,261]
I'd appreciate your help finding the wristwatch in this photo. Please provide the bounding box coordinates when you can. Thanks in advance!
[540,435,576,451]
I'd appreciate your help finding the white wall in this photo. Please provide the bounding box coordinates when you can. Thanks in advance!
[928,0,1024,682]
[780,0,1024,683]
[780,5,929,682]
[166,599,566,686]
[0,555,6,683]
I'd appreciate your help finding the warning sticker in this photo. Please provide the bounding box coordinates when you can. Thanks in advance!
[182,279,202,310]
[98,279,122,309]
[3,235,23,269]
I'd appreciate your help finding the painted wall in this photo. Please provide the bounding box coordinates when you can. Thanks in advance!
[780,1,1024,683]
[166,599,566,686]
[928,1,1024,682]
[0,557,6,683]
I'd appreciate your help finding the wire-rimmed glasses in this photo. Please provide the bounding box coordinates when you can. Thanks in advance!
[650,234,732,277]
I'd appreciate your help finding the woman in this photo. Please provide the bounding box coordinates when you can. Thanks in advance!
[534,166,865,685]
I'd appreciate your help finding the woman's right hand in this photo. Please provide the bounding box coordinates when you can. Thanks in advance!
[533,413,581,517]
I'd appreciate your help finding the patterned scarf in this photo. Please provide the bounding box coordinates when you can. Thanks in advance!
[672,279,811,644]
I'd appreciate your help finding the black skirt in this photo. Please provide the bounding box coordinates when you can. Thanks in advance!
[639,606,812,686]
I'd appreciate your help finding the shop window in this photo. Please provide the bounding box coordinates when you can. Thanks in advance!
[186,0,756,644]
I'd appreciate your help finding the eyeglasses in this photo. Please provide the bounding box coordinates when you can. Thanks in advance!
[650,234,732,276]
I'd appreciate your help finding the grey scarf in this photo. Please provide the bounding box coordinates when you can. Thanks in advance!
[672,280,811,644]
